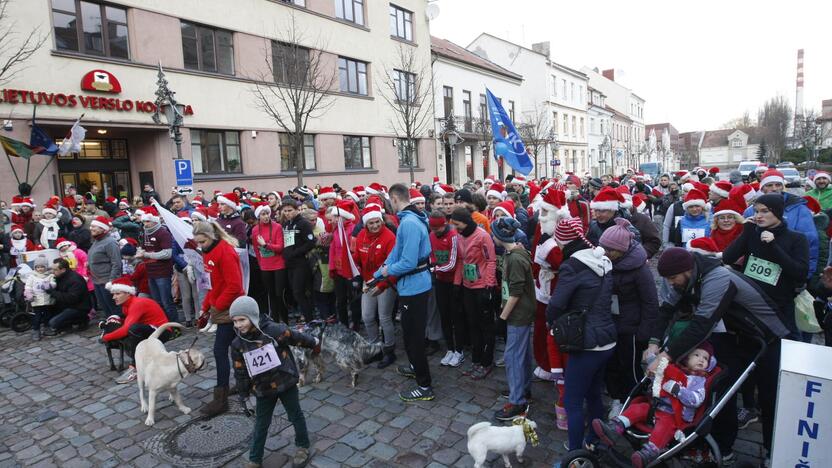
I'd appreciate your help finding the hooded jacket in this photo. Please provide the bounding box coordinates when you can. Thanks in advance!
[48,269,91,311]
[201,239,245,318]
[374,206,431,297]
[429,225,459,284]
[281,214,316,269]
[453,226,497,289]
[807,186,832,211]
[610,242,660,342]
[545,241,617,350]
[87,234,122,285]
[742,192,818,277]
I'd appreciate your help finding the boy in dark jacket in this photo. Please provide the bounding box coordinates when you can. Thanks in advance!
[230,296,319,468]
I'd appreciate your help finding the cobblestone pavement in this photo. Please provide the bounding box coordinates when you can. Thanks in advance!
[0,319,766,468]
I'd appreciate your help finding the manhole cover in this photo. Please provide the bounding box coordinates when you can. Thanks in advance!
[145,409,254,467]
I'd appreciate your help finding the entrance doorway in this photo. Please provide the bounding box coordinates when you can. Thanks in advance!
[56,138,131,199]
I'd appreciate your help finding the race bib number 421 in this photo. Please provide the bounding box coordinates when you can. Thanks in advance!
[243,343,281,377]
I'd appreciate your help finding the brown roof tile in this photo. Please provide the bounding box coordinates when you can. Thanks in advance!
[431,36,523,81]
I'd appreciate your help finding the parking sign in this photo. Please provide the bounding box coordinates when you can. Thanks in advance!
[174,159,193,186]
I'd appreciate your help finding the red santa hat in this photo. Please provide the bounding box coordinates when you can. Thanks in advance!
[361,205,384,224]
[344,191,359,203]
[56,237,74,250]
[10,224,24,234]
[710,180,732,199]
[42,200,58,217]
[105,196,117,204]
[483,175,496,186]
[328,199,357,221]
[434,184,454,196]
[759,169,785,187]
[118,198,130,209]
[616,185,633,209]
[12,196,35,208]
[318,186,336,201]
[352,185,366,197]
[511,175,527,186]
[106,275,136,296]
[729,184,755,207]
[539,188,570,218]
[804,196,821,215]
[651,187,665,198]
[590,186,624,211]
[409,188,425,204]
[191,209,208,222]
[693,181,710,196]
[813,171,831,182]
[633,193,647,213]
[140,206,160,224]
[91,216,111,231]
[682,189,708,209]
[688,237,721,257]
[365,183,384,195]
[62,196,76,209]
[191,196,204,206]
[432,176,440,183]
[217,192,240,210]
[492,200,516,219]
[254,203,271,218]
[708,167,720,175]
[486,183,506,201]
[713,199,744,219]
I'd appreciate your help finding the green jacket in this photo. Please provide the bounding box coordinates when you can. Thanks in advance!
[807,187,832,211]
[809,212,830,292]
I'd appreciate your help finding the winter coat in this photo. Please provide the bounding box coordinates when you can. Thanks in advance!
[678,213,711,248]
[742,192,818,277]
[142,225,173,279]
[102,295,167,342]
[251,221,285,271]
[355,225,396,284]
[32,219,63,249]
[545,241,617,350]
[62,248,92,290]
[112,215,141,242]
[809,212,830,293]
[231,321,317,398]
[609,242,660,342]
[630,211,661,258]
[201,239,245,321]
[281,214,316,269]
[48,269,91,311]
[454,226,497,289]
[807,186,832,211]
[87,234,122,285]
[430,226,459,284]
[66,225,92,252]
[374,206,431,297]
[218,213,248,247]
[24,271,56,307]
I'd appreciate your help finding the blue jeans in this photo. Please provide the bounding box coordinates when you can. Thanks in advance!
[505,324,532,405]
[214,323,235,387]
[93,283,119,317]
[564,347,615,451]
[148,276,178,322]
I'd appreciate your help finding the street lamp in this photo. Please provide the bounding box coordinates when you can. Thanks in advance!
[547,128,559,178]
[439,116,464,183]
[599,135,610,177]
[152,63,185,159]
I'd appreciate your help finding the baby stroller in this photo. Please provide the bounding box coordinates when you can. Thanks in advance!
[0,265,34,332]
[560,336,768,468]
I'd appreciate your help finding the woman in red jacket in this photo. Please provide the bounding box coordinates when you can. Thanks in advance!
[328,199,360,329]
[354,206,398,368]
[251,204,287,323]
[193,220,245,417]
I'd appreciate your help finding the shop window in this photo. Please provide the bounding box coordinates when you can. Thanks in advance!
[52,0,129,59]
[181,21,234,75]
[389,5,413,41]
[397,138,418,168]
[191,130,241,174]
[343,136,371,169]
[280,134,316,171]
[338,57,368,95]
[335,0,364,25]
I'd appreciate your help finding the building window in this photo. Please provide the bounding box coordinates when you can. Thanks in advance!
[580,118,585,138]
[572,116,577,137]
[52,0,129,59]
[397,138,418,167]
[280,134,316,171]
[191,130,241,174]
[552,75,557,97]
[393,69,415,102]
[479,94,487,120]
[280,0,306,5]
[271,41,310,85]
[509,101,515,121]
[579,85,584,104]
[590,118,595,134]
[600,119,605,135]
[389,5,413,41]
[553,112,558,133]
[443,86,453,117]
[338,57,368,95]
[463,91,472,131]
[570,83,575,103]
[343,136,372,169]
[563,114,568,136]
[181,21,234,75]
[561,79,566,98]
[335,0,364,25]
[731,138,742,148]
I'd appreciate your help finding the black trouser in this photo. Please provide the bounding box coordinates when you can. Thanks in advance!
[260,269,288,323]
[287,263,314,322]
[32,305,54,331]
[333,275,359,327]
[249,256,269,319]
[49,307,87,330]
[124,324,171,363]
[463,287,495,367]
[711,333,781,455]
[604,333,645,401]
[400,291,431,388]
[435,281,465,352]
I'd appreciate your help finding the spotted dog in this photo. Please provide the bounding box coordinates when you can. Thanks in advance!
[292,321,383,387]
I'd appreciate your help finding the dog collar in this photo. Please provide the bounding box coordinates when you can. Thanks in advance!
[177,351,202,378]
[512,418,539,447]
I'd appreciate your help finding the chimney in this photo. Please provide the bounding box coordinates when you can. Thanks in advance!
[531,41,550,58]
[602,69,615,81]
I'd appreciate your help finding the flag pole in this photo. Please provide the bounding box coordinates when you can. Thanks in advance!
[3,149,20,186]
[25,106,36,183]
[31,113,83,187]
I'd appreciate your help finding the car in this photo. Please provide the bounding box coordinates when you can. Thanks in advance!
[776,162,795,168]
[780,167,801,187]
[737,160,763,179]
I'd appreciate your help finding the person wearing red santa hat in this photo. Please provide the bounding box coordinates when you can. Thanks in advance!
[485,182,506,211]
[328,199,361,330]
[216,192,248,247]
[807,171,832,210]
[4,224,36,267]
[667,189,710,248]
[506,175,529,208]
[687,237,722,257]
[251,203,287,324]
[409,188,426,213]
[588,187,642,249]
[10,196,35,226]
[709,180,733,209]
[709,198,746,252]
[135,207,177,322]
[32,200,63,249]
[88,216,122,318]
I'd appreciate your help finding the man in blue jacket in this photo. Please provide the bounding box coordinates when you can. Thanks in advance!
[374,183,434,402]
[742,169,818,278]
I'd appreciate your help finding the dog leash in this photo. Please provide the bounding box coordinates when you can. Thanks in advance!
[176,335,203,378]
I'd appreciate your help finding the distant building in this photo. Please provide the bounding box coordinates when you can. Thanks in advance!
[644,123,680,171]
[821,99,832,149]
[696,128,763,170]
[587,87,613,176]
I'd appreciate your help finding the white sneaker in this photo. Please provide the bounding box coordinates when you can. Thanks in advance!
[608,399,623,419]
[448,351,464,367]
[440,350,454,366]
[533,366,557,382]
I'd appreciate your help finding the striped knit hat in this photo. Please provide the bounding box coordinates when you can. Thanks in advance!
[554,217,591,247]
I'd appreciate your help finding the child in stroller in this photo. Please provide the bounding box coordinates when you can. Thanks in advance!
[592,342,718,468]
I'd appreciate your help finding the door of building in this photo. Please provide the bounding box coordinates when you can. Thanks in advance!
[56,138,131,199]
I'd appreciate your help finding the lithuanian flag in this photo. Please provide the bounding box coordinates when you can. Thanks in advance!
[0,135,36,159]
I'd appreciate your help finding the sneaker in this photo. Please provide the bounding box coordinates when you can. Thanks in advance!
[396,364,416,379]
[737,407,759,429]
[591,418,625,447]
[115,366,137,384]
[461,363,480,376]
[722,451,736,465]
[631,442,660,468]
[470,365,493,380]
[42,327,59,337]
[495,356,505,367]
[448,351,464,367]
[291,447,311,468]
[440,350,454,366]
[608,399,623,419]
[31,329,41,341]
[533,366,557,382]
[399,386,434,402]
[495,403,528,421]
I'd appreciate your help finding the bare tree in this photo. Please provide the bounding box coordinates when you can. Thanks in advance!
[757,96,792,163]
[474,117,496,178]
[517,106,548,179]
[252,13,335,187]
[793,109,832,165]
[721,110,754,131]
[376,45,433,183]
[0,0,47,85]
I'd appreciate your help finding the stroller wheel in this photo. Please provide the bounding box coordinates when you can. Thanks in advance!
[10,312,32,332]
[0,307,14,327]
[560,449,600,468]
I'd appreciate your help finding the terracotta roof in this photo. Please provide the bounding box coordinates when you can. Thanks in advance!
[700,127,763,148]
[431,36,523,81]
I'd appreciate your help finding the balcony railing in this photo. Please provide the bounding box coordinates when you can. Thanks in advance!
[439,114,488,135]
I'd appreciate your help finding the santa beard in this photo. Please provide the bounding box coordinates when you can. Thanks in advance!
[539,208,559,236]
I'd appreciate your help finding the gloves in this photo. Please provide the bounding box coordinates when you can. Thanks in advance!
[196,311,210,330]
[185,265,195,283]
[24,290,33,301]
[662,380,681,396]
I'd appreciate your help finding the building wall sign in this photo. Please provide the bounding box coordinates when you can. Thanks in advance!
[80,70,122,93]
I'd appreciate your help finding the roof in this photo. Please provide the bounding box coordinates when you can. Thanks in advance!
[606,105,632,122]
[467,32,585,79]
[431,36,523,81]
[700,127,763,148]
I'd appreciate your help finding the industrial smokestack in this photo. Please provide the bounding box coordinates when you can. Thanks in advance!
[796,49,804,117]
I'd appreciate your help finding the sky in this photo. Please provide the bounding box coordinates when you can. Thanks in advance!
[429,0,832,133]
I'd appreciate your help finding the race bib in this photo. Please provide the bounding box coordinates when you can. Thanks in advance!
[284,231,295,247]
[259,246,274,258]
[744,255,782,286]
[611,294,620,315]
[463,263,479,282]
[46,228,58,241]
[243,343,281,377]
[434,250,449,264]
[9,247,21,255]
[501,280,509,301]
[681,228,705,243]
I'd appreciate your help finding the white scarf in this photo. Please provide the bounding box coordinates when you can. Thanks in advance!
[10,236,27,254]
[39,217,60,248]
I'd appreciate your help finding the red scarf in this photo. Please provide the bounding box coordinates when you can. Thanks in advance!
[710,224,743,251]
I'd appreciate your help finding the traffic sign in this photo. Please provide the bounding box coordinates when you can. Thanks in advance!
[174,159,193,186]
[550,159,561,166]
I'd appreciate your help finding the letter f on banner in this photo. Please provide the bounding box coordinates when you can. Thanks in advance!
[485,88,532,175]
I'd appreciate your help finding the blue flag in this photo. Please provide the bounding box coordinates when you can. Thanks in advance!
[30,124,58,155]
[486,88,532,175]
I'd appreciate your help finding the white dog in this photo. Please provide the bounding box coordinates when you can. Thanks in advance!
[467,417,538,468]
[135,323,206,426]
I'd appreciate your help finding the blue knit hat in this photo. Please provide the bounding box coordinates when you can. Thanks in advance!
[491,217,520,243]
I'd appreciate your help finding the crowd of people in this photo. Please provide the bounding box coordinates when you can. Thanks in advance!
[2,163,830,468]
